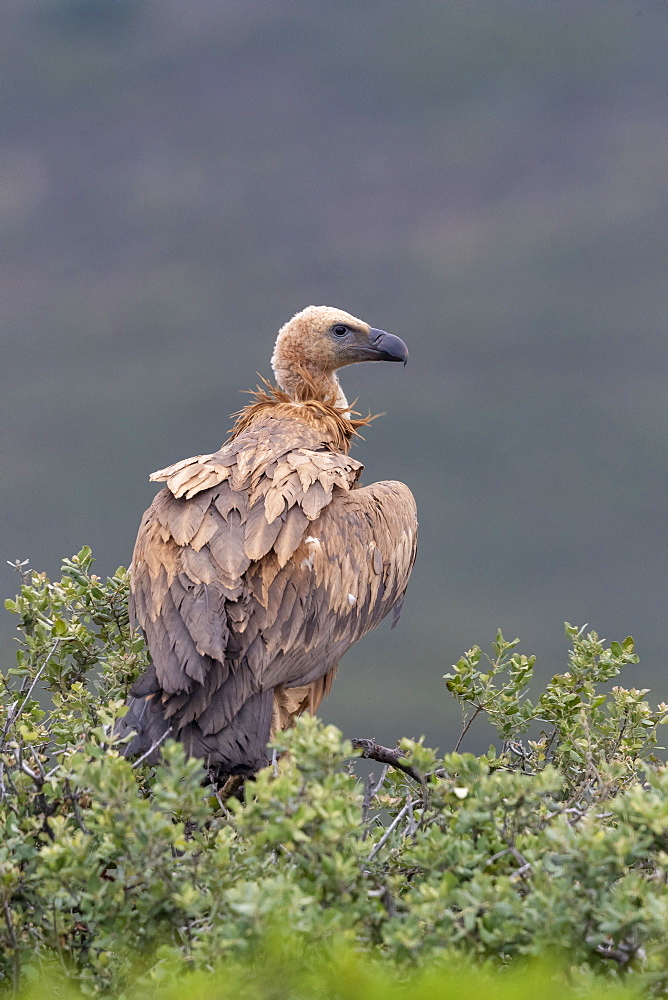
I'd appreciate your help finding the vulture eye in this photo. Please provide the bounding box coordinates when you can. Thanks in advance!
[332,324,348,337]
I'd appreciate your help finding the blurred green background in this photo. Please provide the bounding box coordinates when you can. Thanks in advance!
[2,0,665,752]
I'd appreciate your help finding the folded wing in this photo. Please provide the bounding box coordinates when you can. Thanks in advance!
[121,412,417,777]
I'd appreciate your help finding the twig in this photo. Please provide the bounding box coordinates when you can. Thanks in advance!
[351,739,423,783]
[362,766,389,830]
[51,903,70,975]
[486,845,531,880]
[368,885,397,917]
[405,795,417,836]
[63,779,90,835]
[2,639,61,744]
[26,745,46,782]
[594,940,638,967]
[131,728,171,768]
[368,797,413,862]
[453,705,483,753]
[211,784,231,814]
[486,847,512,865]
[506,740,536,774]
[11,745,42,786]
[507,847,532,880]
[608,710,629,763]
[18,759,40,783]
[216,774,245,802]
[3,900,20,994]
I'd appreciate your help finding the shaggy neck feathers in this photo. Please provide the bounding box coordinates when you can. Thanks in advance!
[230,374,374,454]
[272,365,349,411]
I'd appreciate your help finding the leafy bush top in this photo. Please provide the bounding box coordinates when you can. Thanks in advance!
[1,550,667,996]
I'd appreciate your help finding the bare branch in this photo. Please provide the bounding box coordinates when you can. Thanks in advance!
[131,728,171,768]
[486,847,512,866]
[63,779,90,835]
[351,738,423,783]
[2,639,61,745]
[453,705,483,753]
[362,765,389,830]
[19,760,41,784]
[215,774,245,803]
[368,797,414,862]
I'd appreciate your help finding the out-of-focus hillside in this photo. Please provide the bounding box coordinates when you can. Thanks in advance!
[2,0,666,750]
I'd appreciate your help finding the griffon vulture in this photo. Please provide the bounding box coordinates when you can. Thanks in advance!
[119,306,417,778]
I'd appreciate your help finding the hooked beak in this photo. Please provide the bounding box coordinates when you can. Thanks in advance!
[353,328,409,365]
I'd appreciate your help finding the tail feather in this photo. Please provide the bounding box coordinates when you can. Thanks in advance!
[179,689,273,777]
[117,667,273,778]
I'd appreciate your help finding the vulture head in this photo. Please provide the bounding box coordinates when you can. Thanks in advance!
[271,305,408,403]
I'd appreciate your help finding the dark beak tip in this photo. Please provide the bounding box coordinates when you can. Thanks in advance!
[371,330,409,365]
[353,329,408,365]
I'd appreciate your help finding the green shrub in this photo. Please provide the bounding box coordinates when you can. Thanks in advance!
[14,948,644,1000]
[1,550,667,996]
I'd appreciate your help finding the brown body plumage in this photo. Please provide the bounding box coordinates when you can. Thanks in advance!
[119,306,417,778]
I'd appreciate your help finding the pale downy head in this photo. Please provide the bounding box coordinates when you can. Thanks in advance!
[271,306,408,404]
